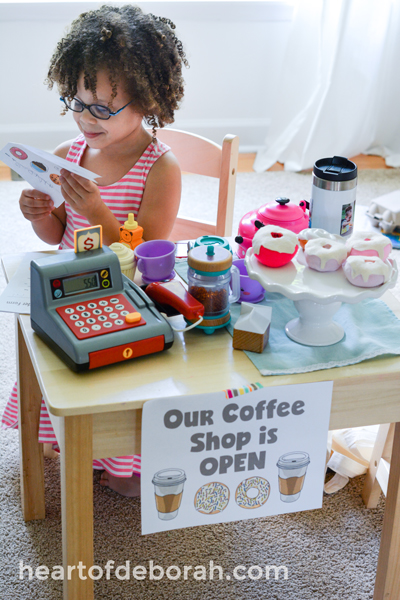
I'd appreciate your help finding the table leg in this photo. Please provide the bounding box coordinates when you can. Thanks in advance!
[362,424,391,508]
[17,318,45,521]
[59,414,94,600]
[373,421,400,600]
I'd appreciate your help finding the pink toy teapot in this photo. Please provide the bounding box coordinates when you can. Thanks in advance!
[235,197,309,258]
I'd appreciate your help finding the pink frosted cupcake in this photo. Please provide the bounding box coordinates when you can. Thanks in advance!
[298,228,343,251]
[304,238,348,272]
[343,255,392,287]
[346,231,392,261]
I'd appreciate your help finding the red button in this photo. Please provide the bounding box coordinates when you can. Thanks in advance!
[53,280,61,288]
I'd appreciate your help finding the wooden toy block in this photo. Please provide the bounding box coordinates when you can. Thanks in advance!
[233,327,270,353]
[232,302,272,354]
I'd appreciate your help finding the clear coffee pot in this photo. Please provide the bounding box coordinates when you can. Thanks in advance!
[187,244,240,334]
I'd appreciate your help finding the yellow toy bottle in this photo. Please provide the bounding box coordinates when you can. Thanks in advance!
[119,213,144,251]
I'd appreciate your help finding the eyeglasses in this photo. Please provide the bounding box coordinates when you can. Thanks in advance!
[60,97,133,120]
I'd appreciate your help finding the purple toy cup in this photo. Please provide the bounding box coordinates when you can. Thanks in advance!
[135,240,176,283]
[232,259,265,303]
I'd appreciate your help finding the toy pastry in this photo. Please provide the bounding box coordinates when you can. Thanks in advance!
[346,231,392,261]
[343,255,392,288]
[297,228,343,250]
[252,224,298,268]
[304,238,348,272]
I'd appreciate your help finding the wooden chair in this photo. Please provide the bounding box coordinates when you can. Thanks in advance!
[153,128,240,241]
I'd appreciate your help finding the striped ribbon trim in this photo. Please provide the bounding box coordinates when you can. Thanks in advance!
[224,382,264,398]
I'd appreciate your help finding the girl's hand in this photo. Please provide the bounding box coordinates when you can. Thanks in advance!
[59,169,104,223]
[19,189,54,222]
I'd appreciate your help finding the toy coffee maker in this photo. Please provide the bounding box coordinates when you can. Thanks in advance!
[187,244,240,334]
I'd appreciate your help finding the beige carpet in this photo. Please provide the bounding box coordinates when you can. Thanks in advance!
[1,169,399,599]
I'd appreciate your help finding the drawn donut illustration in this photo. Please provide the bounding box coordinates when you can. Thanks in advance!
[235,476,270,509]
[49,173,61,185]
[10,146,28,160]
[31,161,47,173]
[194,482,230,514]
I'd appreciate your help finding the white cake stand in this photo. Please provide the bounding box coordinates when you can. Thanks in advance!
[244,249,398,347]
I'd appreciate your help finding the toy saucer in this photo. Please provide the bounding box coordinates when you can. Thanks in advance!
[141,270,176,285]
[236,291,265,304]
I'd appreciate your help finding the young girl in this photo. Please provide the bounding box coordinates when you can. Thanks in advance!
[1,4,188,497]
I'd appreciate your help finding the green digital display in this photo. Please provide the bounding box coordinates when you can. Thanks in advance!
[63,272,100,296]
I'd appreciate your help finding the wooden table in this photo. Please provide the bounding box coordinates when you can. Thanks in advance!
[3,252,400,600]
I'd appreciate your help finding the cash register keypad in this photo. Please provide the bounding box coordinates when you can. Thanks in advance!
[56,293,146,340]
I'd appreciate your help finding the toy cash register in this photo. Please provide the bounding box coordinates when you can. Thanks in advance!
[30,231,174,372]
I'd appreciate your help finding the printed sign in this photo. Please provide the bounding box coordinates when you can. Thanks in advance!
[141,381,333,534]
[0,143,99,208]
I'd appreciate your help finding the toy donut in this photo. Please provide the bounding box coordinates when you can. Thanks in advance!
[343,255,392,288]
[235,476,270,509]
[346,231,392,262]
[304,238,348,272]
[10,146,28,160]
[252,225,298,268]
[194,482,230,514]
[298,228,343,251]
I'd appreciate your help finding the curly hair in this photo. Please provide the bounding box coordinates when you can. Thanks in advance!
[46,4,189,133]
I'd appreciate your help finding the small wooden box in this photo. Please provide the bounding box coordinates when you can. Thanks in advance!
[232,303,272,354]
[233,325,270,353]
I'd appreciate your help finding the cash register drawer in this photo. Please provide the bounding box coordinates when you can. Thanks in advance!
[89,335,165,369]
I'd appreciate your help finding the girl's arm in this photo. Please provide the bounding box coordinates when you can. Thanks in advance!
[59,169,121,245]
[58,145,181,244]
[136,151,181,240]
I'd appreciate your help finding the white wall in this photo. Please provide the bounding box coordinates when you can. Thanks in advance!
[0,1,293,152]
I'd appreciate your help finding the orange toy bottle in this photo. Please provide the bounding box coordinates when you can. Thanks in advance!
[119,213,144,251]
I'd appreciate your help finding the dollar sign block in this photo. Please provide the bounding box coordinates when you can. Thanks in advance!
[76,230,100,252]
[84,237,94,251]
[74,225,102,253]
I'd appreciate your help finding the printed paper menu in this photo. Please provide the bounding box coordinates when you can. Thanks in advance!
[0,252,48,314]
[0,143,100,208]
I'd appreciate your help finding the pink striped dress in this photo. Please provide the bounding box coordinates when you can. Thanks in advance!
[2,133,170,478]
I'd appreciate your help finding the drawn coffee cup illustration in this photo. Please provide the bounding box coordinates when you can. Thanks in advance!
[152,468,186,520]
[277,451,310,503]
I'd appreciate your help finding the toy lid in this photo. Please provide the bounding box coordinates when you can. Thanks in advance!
[187,244,232,273]
[258,197,305,224]
[194,235,232,253]
[313,156,357,182]
[124,212,139,230]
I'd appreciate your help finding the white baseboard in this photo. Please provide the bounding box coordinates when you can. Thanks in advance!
[239,146,264,154]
